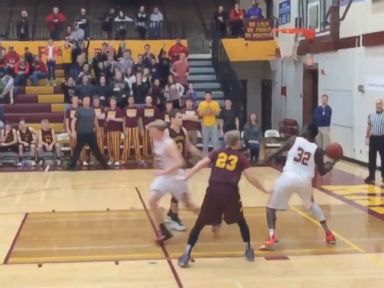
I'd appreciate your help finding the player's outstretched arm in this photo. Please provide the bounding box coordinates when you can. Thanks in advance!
[243,168,269,193]
[184,157,211,180]
[263,136,296,164]
[184,128,203,159]
[315,148,338,176]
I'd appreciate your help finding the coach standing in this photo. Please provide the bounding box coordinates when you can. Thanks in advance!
[313,94,332,149]
[365,98,384,185]
[68,95,108,170]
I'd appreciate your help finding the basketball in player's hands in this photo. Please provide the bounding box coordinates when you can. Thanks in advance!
[325,143,343,160]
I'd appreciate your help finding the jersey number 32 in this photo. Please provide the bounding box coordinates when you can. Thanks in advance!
[293,147,311,166]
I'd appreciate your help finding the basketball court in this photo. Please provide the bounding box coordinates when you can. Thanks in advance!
[1,163,384,287]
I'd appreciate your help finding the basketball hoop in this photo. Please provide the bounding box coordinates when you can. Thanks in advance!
[272,28,316,40]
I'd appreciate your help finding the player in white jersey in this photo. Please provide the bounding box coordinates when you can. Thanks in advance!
[148,119,199,242]
[260,123,338,250]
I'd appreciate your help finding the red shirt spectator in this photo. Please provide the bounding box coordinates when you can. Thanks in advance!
[4,48,20,69]
[230,4,245,21]
[46,7,66,40]
[44,42,59,62]
[168,39,188,62]
[171,53,189,86]
[33,59,47,73]
[14,59,30,75]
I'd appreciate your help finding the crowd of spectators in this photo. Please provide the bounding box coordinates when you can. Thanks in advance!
[14,5,164,41]
[213,0,264,38]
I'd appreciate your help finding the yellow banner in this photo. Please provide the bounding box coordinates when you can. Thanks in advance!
[221,38,278,61]
[0,40,188,64]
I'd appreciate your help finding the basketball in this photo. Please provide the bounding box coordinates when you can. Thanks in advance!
[325,143,343,159]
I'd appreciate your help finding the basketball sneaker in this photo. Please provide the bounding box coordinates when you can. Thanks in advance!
[157,223,173,243]
[326,231,336,244]
[364,177,375,185]
[178,253,191,268]
[259,235,279,250]
[166,211,186,232]
[245,246,255,262]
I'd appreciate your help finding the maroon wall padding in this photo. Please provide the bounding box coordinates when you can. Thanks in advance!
[3,104,52,113]
[4,113,64,122]
[13,95,38,104]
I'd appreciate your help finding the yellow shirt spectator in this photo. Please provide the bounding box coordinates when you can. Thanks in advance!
[198,99,220,127]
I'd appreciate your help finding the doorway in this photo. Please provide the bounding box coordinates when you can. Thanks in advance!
[261,79,272,132]
[302,65,318,126]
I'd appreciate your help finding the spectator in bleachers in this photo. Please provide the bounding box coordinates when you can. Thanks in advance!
[151,78,165,112]
[64,25,73,41]
[62,41,74,79]
[17,10,30,41]
[136,6,148,39]
[158,46,171,85]
[213,6,228,38]
[105,97,124,166]
[122,95,142,163]
[118,49,135,72]
[14,56,30,86]
[0,123,18,154]
[142,44,155,68]
[131,70,150,104]
[229,3,245,37]
[17,119,36,166]
[38,119,61,166]
[45,39,59,86]
[77,63,94,85]
[243,113,261,163]
[76,75,94,100]
[182,98,200,146]
[198,90,220,155]
[4,47,20,76]
[163,101,173,124]
[171,52,189,88]
[246,0,263,19]
[185,83,197,107]
[75,8,90,39]
[148,7,164,39]
[141,96,157,159]
[62,77,76,109]
[0,73,15,105]
[163,75,184,109]
[149,7,163,39]
[116,41,126,59]
[46,7,67,40]
[93,75,112,107]
[29,55,48,86]
[0,42,6,64]
[23,47,33,68]
[112,69,130,108]
[114,10,133,40]
[102,8,116,40]
[168,39,188,63]
[68,22,85,48]
[105,53,119,80]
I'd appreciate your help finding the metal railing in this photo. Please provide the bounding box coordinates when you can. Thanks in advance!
[211,24,246,125]
[3,20,185,40]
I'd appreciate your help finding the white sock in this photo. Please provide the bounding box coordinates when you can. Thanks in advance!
[185,244,192,255]
[269,229,275,238]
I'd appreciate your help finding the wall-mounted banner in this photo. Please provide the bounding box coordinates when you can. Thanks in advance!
[365,76,384,92]
[279,0,291,25]
[244,19,274,41]
[340,0,366,5]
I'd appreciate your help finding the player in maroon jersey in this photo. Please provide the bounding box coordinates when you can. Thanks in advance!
[178,130,268,267]
[164,109,202,231]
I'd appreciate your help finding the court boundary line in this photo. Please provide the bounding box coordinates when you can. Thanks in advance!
[135,187,184,288]
[291,207,365,253]
[3,213,29,264]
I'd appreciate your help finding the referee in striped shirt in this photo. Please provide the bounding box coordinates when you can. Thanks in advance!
[365,98,384,185]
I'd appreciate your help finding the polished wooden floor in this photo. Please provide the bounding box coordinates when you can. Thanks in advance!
[1,163,384,287]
